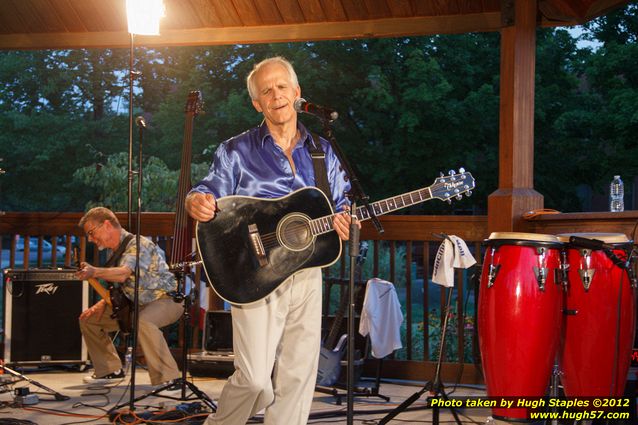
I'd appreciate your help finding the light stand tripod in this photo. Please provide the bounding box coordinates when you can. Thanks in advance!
[379,235,465,425]
[114,265,216,412]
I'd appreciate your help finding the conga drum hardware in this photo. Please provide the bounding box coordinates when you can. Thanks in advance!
[559,250,570,288]
[533,247,549,291]
[575,248,596,291]
[487,244,554,291]
[486,247,500,288]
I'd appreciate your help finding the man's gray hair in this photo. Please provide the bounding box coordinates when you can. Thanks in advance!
[78,206,121,229]
[246,56,299,100]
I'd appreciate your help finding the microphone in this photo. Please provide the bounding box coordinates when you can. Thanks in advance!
[569,236,614,251]
[135,116,147,129]
[569,236,630,270]
[294,98,338,122]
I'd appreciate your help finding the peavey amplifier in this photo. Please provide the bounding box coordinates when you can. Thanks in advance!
[3,269,89,366]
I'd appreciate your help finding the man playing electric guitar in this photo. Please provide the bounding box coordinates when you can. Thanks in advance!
[76,207,183,387]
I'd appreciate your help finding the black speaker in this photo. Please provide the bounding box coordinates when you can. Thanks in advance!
[3,271,88,365]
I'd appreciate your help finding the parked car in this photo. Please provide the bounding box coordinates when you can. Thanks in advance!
[1,236,67,268]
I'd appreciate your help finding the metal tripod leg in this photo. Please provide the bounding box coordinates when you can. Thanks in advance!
[110,376,216,412]
[110,270,216,414]
[2,365,69,401]
[379,285,462,425]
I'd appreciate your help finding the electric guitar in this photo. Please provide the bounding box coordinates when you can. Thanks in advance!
[316,242,368,387]
[196,170,475,305]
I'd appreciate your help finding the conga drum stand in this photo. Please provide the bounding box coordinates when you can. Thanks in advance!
[379,285,462,425]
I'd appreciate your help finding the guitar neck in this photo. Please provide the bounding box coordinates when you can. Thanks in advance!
[87,277,112,305]
[310,186,433,235]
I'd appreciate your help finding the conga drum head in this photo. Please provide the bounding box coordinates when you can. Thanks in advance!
[557,232,631,247]
[487,232,563,248]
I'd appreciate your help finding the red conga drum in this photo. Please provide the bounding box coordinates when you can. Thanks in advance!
[479,232,563,420]
[557,232,637,397]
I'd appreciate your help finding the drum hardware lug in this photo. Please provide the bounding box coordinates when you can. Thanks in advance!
[563,309,578,315]
[487,264,500,288]
[627,267,638,288]
[487,247,500,287]
[534,247,548,291]
[533,266,547,291]
[559,251,570,287]
[578,269,595,291]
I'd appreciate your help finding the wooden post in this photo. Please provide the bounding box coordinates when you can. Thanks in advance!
[488,0,543,232]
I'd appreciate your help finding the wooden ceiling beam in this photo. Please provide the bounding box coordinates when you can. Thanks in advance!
[0,13,502,50]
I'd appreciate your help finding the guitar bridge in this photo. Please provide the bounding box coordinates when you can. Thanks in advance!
[248,223,268,267]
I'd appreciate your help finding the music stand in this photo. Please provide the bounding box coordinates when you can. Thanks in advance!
[378,236,463,425]
[110,263,216,412]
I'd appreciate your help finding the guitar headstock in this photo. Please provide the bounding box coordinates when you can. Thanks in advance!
[185,90,204,115]
[430,168,475,203]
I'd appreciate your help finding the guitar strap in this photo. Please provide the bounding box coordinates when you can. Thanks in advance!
[307,132,335,209]
[103,233,134,297]
[102,234,135,332]
[104,234,135,267]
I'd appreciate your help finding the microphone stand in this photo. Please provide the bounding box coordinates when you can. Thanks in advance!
[378,234,463,425]
[321,120,383,425]
[114,262,216,412]
[127,118,145,410]
[127,33,141,231]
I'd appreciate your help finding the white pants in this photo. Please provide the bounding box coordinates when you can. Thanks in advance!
[205,267,322,425]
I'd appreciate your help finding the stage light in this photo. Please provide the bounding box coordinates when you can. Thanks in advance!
[126,0,165,36]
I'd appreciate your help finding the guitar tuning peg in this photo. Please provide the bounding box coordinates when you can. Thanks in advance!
[448,170,456,176]
[456,194,463,201]
[439,171,444,177]
[459,167,465,173]
[466,190,473,197]
[447,199,452,205]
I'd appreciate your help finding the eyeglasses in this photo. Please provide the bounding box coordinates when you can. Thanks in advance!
[86,222,105,238]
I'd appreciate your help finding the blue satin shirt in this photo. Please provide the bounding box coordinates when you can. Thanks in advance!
[190,123,351,211]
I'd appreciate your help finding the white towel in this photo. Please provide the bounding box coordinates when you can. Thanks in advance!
[432,235,476,287]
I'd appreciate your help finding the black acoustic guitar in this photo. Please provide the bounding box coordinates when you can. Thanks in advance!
[196,170,475,305]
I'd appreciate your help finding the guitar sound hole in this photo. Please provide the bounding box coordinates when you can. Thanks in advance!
[277,213,314,251]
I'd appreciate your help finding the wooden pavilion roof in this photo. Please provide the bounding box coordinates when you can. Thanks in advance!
[0,0,630,50]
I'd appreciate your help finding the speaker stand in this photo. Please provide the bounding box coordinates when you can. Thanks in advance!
[2,364,69,401]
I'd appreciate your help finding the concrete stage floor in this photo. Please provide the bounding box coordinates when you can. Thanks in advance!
[0,366,491,424]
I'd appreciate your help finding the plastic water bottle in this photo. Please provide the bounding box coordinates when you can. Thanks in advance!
[609,175,624,212]
[124,346,133,375]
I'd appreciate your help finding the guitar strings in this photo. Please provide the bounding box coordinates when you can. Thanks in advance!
[248,184,448,250]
